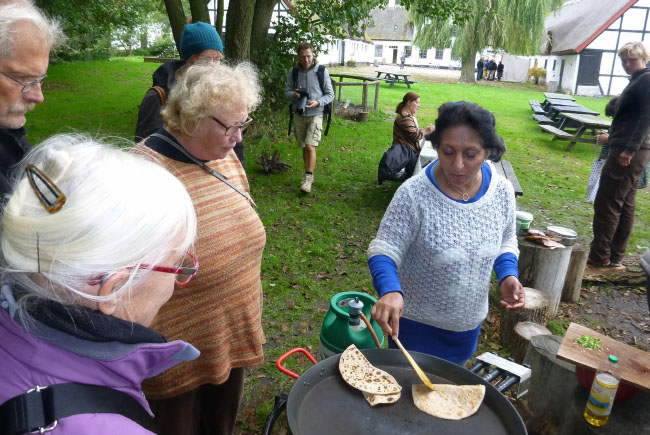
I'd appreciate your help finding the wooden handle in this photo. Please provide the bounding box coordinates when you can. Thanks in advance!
[386,325,435,390]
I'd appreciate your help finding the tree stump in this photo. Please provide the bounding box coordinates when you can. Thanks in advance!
[562,243,589,303]
[518,238,573,316]
[522,334,578,432]
[558,385,650,435]
[500,287,549,348]
[510,321,551,362]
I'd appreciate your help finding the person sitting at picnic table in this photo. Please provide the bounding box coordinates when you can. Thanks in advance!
[589,41,650,268]
[0,134,198,434]
[369,101,525,366]
[393,91,434,155]
[135,62,266,435]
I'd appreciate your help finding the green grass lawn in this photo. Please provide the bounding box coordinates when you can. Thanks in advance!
[25,58,650,433]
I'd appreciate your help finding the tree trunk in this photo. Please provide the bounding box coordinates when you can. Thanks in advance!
[459,53,476,83]
[250,0,278,58]
[500,287,549,349]
[511,321,551,363]
[189,0,210,24]
[215,0,225,38]
[164,0,186,53]
[561,243,589,303]
[225,0,256,62]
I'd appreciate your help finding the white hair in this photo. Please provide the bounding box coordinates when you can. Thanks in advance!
[0,1,63,59]
[0,134,197,311]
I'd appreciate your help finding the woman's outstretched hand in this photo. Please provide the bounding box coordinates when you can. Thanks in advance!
[499,276,525,309]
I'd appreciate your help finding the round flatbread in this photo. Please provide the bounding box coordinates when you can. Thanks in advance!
[362,391,401,406]
[339,344,401,395]
[412,384,485,420]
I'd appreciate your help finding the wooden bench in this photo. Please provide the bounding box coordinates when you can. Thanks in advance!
[492,159,523,197]
[533,114,554,124]
[539,124,575,140]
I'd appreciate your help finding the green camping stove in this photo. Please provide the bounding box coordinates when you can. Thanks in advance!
[317,291,384,360]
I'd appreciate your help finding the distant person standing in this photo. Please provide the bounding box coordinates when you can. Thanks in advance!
[483,58,489,79]
[589,41,650,268]
[400,52,406,70]
[284,42,334,193]
[488,59,497,80]
[497,61,504,81]
[476,57,484,81]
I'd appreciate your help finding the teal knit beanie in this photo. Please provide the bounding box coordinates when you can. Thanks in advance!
[180,22,223,60]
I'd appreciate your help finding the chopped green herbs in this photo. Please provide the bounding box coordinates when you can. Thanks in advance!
[576,335,602,350]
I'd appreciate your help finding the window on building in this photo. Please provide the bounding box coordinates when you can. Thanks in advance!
[552,59,557,70]
[404,46,412,57]
[435,49,443,59]
[544,59,548,69]
[375,45,383,57]
[419,49,427,59]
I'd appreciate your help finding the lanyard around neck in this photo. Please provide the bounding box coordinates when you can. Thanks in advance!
[151,133,256,208]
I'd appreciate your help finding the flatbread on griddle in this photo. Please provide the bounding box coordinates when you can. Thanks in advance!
[362,391,401,406]
[339,344,401,395]
[412,384,485,420]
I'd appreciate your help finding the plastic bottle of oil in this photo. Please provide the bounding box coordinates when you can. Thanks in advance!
[583,354,621,427]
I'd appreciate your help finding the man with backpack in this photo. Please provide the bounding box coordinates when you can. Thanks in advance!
[285,42,334,193]
[134,22,246,167]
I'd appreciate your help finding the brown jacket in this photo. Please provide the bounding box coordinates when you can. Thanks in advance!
[393,112,423,152]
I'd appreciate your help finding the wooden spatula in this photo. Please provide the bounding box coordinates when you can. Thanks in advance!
[386,325,435,391]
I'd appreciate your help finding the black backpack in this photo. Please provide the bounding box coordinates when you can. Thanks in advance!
[288,65,333,136]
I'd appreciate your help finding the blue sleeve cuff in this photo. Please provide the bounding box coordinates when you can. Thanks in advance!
[494,252,518,285]
[368,255,403,298]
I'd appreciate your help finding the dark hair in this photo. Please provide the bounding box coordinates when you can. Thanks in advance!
[432,101,506,162]
[605,96,619,118]
[297,42,313,54]
[395,92,420,114]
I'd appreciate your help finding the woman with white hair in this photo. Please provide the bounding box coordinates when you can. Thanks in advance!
[589,41,650,268]
[135,62,265,435]
[0,134,198,434]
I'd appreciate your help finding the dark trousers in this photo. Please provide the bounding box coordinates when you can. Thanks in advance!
[476,69,483,80]
[590,147,650,263]
[148,367,245,435]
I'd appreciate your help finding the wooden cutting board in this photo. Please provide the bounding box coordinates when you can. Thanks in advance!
[557,322,650,392]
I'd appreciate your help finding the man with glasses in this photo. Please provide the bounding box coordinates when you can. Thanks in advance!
[135,22,247,167]
[0,1,61,200]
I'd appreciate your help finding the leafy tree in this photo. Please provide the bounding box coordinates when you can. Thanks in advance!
[403,0,563,82]
[35,0,161,60]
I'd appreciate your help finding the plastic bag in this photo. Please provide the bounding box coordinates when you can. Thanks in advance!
[377,143,418,185]
[586,158,605,204]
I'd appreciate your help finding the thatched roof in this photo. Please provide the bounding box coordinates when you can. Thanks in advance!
[544,0,637,54]
[366,6,413,41]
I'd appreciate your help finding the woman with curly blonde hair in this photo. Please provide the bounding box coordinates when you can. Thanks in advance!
[135,62,265,435]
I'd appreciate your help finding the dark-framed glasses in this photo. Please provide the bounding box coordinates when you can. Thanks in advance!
[25,164,66,213]
[89,252,200,287]
[0,70,47,93]
[210,115,253,136]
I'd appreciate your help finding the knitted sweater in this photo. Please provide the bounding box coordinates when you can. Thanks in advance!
[393,112,423,152]
[367,165,518,331]
[134,141,266,398]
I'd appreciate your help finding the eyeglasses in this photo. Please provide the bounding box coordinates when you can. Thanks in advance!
[88,252,200,287]
[25,164,66,213]
[210,115,253,136]
[0,69,47,93]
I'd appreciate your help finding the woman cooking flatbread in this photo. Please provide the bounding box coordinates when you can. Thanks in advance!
[368,101,525,367]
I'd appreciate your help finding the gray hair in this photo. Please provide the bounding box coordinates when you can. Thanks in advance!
[1,134,197,312]
[162,62,262,138]
[0,1,63,59]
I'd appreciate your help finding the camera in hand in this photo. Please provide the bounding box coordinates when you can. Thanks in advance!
[296,88,310,115]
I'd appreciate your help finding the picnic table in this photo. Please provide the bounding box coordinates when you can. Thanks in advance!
[539,112,611,151]
[374,70,415,88]
[543,92,576,101]
[542,98,580,110]
[545,104,599,123]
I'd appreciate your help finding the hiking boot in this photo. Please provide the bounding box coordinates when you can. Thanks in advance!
[300,174,313,193]
[587,257,610,267]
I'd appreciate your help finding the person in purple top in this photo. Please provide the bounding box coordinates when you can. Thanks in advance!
[0,134,199,434]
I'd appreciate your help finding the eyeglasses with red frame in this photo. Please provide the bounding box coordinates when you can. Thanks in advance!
[88,252,199,287]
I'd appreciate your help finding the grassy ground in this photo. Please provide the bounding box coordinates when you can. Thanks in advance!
[26,58,650,433]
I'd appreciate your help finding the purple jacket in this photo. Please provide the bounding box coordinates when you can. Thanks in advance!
[0,287,200,434]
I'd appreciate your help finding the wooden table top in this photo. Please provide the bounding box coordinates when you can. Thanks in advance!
[544,92,576,101]
[560,112,611,128]
[375,70,410,77]
[545,98,580,106]
[553,105,600,116]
